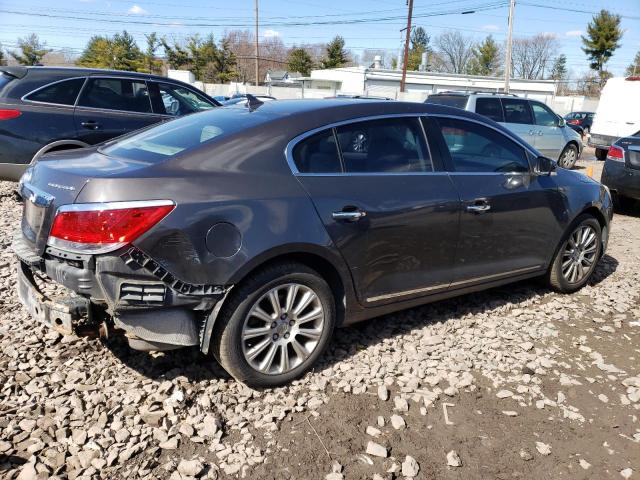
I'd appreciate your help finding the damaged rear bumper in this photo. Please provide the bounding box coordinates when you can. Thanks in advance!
[13,233,231,352]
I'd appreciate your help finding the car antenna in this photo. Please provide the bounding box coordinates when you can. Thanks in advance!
[245,94,264,111]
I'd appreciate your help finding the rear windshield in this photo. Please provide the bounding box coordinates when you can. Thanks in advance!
[100,107,266,162]
[425,95,469,109]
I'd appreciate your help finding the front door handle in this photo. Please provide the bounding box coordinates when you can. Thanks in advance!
[81,120,100,130]
[466,199,491,213]
[332,209,367,222]
[528,129,535,135]
[537,130,544,136]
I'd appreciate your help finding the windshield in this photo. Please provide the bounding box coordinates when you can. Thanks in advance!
[565,112,586,119]
[425,95,469,109]
[101,108,266,162]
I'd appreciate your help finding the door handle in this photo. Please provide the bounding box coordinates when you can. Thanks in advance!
[466,199,491,213]
[80,120,100,130]
[537,130,543,136]
[332,209,366,222]
[528,130,535,135]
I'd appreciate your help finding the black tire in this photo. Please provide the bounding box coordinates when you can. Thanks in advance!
[211,262,335,388]
[558,144,578,169]
[595,147,607,161]
[547,214,602,293]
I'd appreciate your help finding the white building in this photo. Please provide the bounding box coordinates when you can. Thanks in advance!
[298,66,557,101]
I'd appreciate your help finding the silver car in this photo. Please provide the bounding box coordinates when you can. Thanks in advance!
[426,92,583,169]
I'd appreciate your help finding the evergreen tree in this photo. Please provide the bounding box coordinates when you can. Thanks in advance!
[10,34,50,66]
[321,36,349,69]
[144,33,163,74]
[287,48,314,76]
[581,10,623,86]
[626,51,640,76]
[0,44,6,66]
[161,38,190,70]
[467,35,499,76]
[77,31,144,71]
[407,27,430,71]
[550,54,567,81]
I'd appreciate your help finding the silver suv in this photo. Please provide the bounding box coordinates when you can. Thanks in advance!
[426,92,583,169]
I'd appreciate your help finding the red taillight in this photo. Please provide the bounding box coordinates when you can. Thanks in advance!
[49,201,174,253]
[567,119,580,125]
[607,145,624,161]
[0,109,21,120]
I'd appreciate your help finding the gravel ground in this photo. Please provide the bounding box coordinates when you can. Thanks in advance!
[1,154,639,480]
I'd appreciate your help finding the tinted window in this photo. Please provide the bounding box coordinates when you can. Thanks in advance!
[25,78,85,105]
[101,108,266,162]
[531,102,558,127]
[425,95,469,109]
[566,112,585,119]
[336,117,431,173]
[475,98,504,122]
[502,99,533,124]
[0,72,15,91]
[78,78,151,113]
[292,130,342,173]
[436,117,529,173]
[153,82,214,115]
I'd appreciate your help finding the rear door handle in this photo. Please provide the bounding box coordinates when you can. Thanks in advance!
[466,199,491,213]
[80,120,100,130]
[537,130,543,136]
[332,209,366,222]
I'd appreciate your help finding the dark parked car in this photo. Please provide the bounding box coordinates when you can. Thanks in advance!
[601,131,640,207]
[14,99,612,387]
[221,94,276,106]
[564,111,595,137]
[0,66,219,181]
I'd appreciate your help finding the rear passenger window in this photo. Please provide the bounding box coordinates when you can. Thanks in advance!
[436,117,529,173]
[292,129,342,174]
[78,78,152,113]
[502,99,533,124]
[25,78,85,106]
[335,117,431,173]
[475,98,504,122]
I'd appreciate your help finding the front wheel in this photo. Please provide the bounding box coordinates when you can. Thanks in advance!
[211,262,335,388]
[558,144,578,169]
[547,215,602,293]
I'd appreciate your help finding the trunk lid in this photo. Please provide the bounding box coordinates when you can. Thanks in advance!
[20,147,158,255]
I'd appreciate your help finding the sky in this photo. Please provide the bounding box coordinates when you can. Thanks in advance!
[0,0,638,79]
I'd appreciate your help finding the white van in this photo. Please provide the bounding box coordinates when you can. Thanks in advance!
[590,76,640,160]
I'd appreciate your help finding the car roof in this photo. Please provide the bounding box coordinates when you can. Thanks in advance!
[2,65,175,82]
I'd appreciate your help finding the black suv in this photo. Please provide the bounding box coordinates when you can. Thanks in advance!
[14,99,612,387]
[0,66,219,181]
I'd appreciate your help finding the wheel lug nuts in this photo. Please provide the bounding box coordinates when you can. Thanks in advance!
[273,334,279,340]
[289,320,295,326]
[271,322,277,329]
[284,332,290,339]
[281,313,287,320]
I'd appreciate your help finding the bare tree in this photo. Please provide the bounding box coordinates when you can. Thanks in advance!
[361,49,393,68]
[433,31,475,74]
[224,30,289,83]
[511,34,558,80]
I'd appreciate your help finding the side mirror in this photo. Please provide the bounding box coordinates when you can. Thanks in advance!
[536,156,556,175]
[558,117,566,127]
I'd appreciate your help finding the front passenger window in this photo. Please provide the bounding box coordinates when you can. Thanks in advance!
[436,117,530,173]
[531,102,559,127]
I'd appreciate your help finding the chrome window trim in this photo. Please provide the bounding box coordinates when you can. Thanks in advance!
[21,76,88,108]
[366,265,543,303]
[285,113,436,176]
[431,113,536,172]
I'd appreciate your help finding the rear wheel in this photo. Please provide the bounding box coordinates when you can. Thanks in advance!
[548,215,602,293]
[595,147,607,161]
[211,262,335,388]
[558,144,578,169]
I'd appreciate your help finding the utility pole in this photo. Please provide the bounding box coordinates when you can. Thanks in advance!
[503,0,515,93]
[400,0,414,93]
[255,0,259,86]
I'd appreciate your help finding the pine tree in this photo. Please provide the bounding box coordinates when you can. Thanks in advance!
[10,34,50,66]
[321,36,349,69]
[581,10,622,86]
[144,33,163,74]
[287,48,314,76]
[407,27,430,71]
[77,31,144,71]
[467,35,499,76]
[550,54,567,80]
[626,51,640,76]
[77,36,114,69]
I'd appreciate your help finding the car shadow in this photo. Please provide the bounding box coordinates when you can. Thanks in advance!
[614,202,640,219]
[103,254,619,386]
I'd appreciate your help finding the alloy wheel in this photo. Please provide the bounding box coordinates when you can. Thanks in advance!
[561,225,598,284]
[241,283,325,375]
[560,147,576,168]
